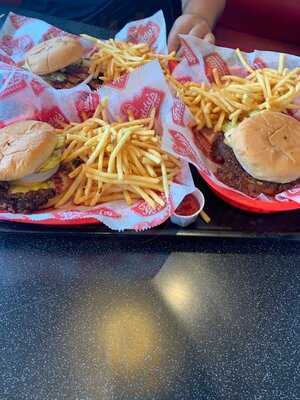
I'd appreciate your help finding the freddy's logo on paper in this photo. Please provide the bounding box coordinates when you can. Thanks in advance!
[0,74,27,98]
[204,52,230,82]
[38,106,69,128]
[0,35,34,56]
[42,27,69,41]
[253,57,267,70]
[30,79,46,96]
[133,217,166,231]
[10,14,29,29]
[132,198,165,217]
[180,39,199,66]
[121,87,165,119]
[177,76,192,84]
[127,21,160,47]
[75,91,99,119]
[172,98,186,127]
[88,207,121,219]
[106,73,129,90]
[0,50,14,65]
[169,129,199,165]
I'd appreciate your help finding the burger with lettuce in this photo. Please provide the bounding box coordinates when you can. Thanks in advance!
[0,120,69,213]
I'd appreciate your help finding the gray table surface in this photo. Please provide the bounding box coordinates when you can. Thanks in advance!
[0,8,299,400]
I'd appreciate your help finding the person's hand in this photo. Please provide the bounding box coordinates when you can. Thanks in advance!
[168,13,215,52]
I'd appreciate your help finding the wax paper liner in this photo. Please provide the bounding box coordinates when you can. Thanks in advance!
[0,12,96,66]
[115,10,167,54]
[0,10,167,69]
[0,60,196,229]
[170,35,300,213]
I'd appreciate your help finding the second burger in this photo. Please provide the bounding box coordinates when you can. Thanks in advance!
[24,36,101,90]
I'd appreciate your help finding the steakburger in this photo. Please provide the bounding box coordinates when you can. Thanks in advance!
[0,120,68,213]
[211,111,300,197]
[25,36,101,90]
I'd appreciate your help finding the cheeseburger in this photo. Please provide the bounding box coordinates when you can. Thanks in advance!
[211,111,300,197]
[0,120,68,213]
[25,36,101,90]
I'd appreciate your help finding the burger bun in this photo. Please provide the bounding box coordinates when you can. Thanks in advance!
[0,120,57,181]
[25,36,84,75]
[225,111,300,184]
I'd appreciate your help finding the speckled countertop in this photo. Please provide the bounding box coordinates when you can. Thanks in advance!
[0,235,299,400]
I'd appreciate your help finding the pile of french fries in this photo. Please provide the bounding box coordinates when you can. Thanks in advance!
[81,36,177,83]
[54,100,180,209]
[169,50,300,132]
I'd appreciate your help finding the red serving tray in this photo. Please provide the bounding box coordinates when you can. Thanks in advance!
[201,174,300,214]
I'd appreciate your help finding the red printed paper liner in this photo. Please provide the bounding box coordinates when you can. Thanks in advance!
[0,61,196,229]
[170,35,300,214]
[0,10,168,68]
[115,10,167,54]
[0,12,94,66]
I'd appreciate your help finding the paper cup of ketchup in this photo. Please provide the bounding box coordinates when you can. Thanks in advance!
[171,189,205,227]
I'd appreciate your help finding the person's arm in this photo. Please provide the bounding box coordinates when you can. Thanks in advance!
[168,0,226,51]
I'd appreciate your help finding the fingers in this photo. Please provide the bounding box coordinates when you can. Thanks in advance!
[168,16,192,52]
[204,32,215,44]
[189,23,210,40]
[168,14,214,52]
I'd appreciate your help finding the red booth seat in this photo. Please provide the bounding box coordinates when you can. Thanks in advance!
[215,0,300,55]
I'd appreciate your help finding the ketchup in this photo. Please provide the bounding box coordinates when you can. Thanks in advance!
[175,194,200,216]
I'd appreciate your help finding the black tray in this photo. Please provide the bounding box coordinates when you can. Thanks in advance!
[1,8,300,239]
[1,167,300,239]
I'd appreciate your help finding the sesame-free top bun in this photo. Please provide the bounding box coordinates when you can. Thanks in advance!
[25,36,84,75]
[0,120,57,181]
[225,111,300,184]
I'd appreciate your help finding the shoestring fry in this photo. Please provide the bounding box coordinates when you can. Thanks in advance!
[168,49,300,132]
[81,35,177,82]
[54,102,180,208]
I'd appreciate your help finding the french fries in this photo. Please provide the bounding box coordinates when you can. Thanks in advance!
[81,36,177,83]
[55,100,180,209]
[169,50,300,132]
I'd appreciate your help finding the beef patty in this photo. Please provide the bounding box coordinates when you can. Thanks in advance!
[0,182,55,214]
[211,135,300,197]
[44,63,102,90]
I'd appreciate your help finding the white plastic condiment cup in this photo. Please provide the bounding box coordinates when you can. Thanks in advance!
[171,188,205,227]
